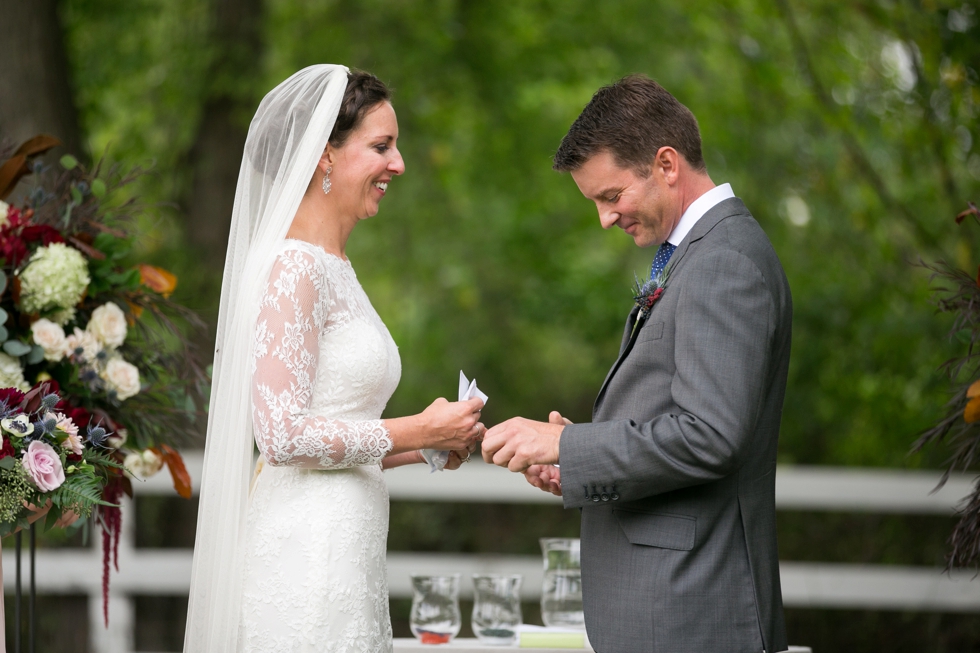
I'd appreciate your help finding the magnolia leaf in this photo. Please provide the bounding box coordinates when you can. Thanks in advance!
[90,178,107,198]
[59,154,78,170]
[26,345,45,365]
[158,444,192,499]
[3,340,32,357]
[964,396,980,423]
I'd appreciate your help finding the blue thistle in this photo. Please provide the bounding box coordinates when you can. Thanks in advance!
[86,422,109,448]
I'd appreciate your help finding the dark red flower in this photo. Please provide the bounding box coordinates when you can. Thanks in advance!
[0,437,14,460]
[66,452,82,464]
[0,387,26,409]
[20,225,65,246]
[55,401,92,429]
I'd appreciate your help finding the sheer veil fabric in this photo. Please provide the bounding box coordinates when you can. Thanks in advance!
[183,64,349,653]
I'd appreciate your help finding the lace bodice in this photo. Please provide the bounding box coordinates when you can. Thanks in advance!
[240,239,400,652]
[250,239,400,468]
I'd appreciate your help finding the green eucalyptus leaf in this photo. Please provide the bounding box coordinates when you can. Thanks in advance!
[59,154,78,170]
[0,327,10,343]
[70,186,83,204]
[0,457,14,470]
[0,307,8,325]
[26,345,45,365]
[0,270,7,296]
[3,340,33,357]
[91,178,107,198]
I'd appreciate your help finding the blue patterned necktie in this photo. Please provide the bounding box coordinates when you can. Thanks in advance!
[650,242,677,280]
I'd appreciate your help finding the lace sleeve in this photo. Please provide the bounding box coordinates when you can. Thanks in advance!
[250,247,394,468]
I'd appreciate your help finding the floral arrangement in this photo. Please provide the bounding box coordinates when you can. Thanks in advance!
[0,134,207,623]
[916,201,980,569]
[630,266,670,338]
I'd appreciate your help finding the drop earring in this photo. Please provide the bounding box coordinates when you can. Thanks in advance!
[322,166,333,195]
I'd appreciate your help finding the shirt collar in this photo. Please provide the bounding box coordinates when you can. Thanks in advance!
[666,183,735,246]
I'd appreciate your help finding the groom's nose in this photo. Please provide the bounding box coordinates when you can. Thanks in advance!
[599,208,620,230]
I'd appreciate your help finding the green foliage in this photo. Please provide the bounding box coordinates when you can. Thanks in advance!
[60,0,979,469]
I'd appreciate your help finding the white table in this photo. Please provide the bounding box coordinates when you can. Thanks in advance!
[393,639,811,653]
[393,638,592,652]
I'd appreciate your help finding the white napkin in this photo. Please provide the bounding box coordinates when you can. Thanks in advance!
[420,371,488,473]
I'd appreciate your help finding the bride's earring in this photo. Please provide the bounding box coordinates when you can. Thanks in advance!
[322,166,333,195]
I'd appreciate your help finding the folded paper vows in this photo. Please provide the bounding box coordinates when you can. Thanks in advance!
[420,371,487,473]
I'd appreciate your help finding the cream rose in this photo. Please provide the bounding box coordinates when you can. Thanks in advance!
[124,449,163,479]
[87,302,127,349]
[31,319,67,362]
[103,357,140,401]
[0,200,9,228]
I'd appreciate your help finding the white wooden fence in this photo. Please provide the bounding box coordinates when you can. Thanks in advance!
[3,452,977,652]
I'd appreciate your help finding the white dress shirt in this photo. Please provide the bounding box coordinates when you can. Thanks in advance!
[666,183,735,247]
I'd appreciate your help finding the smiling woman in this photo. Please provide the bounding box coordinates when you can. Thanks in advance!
[185,65,485,653]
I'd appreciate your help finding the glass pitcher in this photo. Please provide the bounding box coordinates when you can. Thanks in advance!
[539,538,585,629]
[409,574,462,644]
[471,574,523,645]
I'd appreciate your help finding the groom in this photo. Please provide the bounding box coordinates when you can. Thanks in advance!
[482,75,792,653]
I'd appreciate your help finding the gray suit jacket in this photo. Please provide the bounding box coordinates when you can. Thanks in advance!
[559,198,791,653]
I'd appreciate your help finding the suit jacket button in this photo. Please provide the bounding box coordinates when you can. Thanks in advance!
[610,493,620,501]
[600,493,610,501]
[591,494,600,502]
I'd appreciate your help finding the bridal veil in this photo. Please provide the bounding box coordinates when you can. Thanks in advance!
[183,64,349,652]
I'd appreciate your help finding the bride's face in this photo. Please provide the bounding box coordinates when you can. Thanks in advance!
[328,102,405,220]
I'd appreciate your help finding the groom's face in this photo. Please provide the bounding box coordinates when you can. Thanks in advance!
[570,150,679,248]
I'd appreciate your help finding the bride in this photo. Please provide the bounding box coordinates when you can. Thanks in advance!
[183,64,485,652]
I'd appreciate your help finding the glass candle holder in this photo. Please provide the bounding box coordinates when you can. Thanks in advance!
[471,574,523,645]
[409,574,461,644]
[539,537,585,629]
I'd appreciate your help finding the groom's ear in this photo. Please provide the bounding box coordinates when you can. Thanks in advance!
[653,146,681,185]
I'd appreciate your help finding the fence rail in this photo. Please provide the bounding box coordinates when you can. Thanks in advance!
[3,452,977,652]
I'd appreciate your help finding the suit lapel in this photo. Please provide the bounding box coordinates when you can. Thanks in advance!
[592,198,750,417]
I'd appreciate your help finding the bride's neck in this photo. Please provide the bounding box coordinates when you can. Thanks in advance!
[286,190,355,259]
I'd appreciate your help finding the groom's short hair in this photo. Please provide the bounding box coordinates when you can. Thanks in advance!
[553,75,706,174]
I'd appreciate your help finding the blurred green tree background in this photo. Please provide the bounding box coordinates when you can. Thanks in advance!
[3,0,979,650]
[56,0,977,470]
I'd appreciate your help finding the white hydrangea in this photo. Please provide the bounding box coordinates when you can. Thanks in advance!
[18,243,90,325]
[87,302,127,349]
[30,319,67,362]
[0,353,29,391]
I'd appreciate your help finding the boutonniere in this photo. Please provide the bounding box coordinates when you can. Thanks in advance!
[630,266,671,338]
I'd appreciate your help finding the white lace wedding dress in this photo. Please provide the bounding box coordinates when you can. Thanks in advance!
[239,239,400,652]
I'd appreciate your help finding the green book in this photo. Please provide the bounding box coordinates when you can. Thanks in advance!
[518,631,587,649]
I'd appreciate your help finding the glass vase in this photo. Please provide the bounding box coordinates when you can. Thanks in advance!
[539,537,585,629]
[409,574,461,644]
[471,574,522,645]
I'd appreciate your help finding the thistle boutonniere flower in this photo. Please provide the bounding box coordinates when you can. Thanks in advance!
[630,266,671,338]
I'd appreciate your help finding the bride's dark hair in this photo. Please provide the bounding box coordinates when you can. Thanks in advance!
[328,70,392,147]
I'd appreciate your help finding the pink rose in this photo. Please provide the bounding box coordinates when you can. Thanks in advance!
[22,440,65,492]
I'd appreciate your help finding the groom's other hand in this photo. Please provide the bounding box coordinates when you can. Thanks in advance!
[481,412,566,472]
[524,465,562,496]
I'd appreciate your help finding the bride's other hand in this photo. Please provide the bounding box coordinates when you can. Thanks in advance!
[419,397,484,450]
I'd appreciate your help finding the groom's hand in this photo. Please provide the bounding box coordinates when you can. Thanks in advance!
[482,413,565,472]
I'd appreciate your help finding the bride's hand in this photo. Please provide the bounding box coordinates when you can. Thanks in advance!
[444,439,481,470]
[419,397,485,450]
